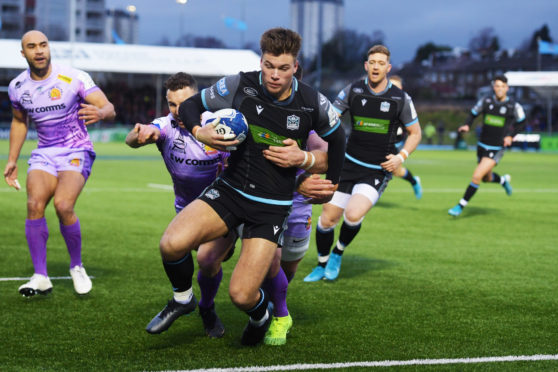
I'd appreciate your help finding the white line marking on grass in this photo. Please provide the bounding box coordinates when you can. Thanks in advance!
[147,183,173,190]
[0,276,94,282]
[388,188,558,193]
[167,354,558,372]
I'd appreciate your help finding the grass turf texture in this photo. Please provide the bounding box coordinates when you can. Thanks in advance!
[1,140,557,371]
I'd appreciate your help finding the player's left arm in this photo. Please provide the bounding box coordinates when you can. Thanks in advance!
[504,102,527,147]
[382,94,422,172]
[80,90,116,125]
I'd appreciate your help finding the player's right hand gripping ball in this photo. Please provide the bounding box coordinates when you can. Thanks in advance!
[208,108,249,147]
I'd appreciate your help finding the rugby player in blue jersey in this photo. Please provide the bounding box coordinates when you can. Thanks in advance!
[305,45,422,282]
[448,75,525,217]
[145,28,345,346]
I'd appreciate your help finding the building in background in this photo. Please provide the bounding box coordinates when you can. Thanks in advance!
[290,0,344,63]
[0,0,24,39]
[105,8,138,44]
[0,0,135,44]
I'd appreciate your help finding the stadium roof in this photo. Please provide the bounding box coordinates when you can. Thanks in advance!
[506,71,558,135]
[0,39,261,77]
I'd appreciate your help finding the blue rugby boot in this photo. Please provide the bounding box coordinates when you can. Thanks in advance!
[502,174,512,196]
[324,253,342,280]
[303,266,325,282]
[413,176,423,200]
[448,204,463,217]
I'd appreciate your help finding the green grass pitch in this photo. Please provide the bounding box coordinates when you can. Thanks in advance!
[1,140,557,371]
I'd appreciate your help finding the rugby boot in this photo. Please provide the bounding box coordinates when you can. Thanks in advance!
[324,252,342,280]
[241,302,274,346]
[502,174,512,196]
[413,176,423,200]
[146,295,197,334]
[19,274,53,297]
[303,265,325,282]
[199,303,225,338]
[70,265,92,295]
[264,314,293,346]
[448,204,463,217]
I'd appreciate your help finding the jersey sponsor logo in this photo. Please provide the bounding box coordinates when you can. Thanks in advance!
[380,101,390,112]
[352,87,364,94]
[15,81,22,89]
[49,87,62,101]
[204,188,220,200]
[208,86,216,100]
[170,152,221,166]
[286,114,300,130]
[243,87,258,96]
[273,225,280,235]
[391,96,402,100]
[301,106,314,112]
[256,105,264,115]
[28,103,67,113]
[70,158,80,167]
[353,116,390,134]
[499,106,507,114]
[361,98,367,106]
[20,91,33,105]
[57,74,72,84]
[337,90,346,100]
[216,78,229,97]
[484,114,505,127]
[250,124,302,147]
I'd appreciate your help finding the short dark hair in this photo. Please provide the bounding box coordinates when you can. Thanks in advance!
[367,45,390,61]
[164,72,198,92]
[492,75,508,84]
[260,28,302,58]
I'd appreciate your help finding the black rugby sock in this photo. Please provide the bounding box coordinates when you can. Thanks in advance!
[490,172,501,183]
[316,224,334,267]
[162,253,194,293]
[403,169,417,185]
[336,220,362,255]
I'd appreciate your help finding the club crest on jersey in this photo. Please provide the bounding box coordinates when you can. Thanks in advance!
[205,188,220,200]
[500,106,507,114]
[70,158,80,167]
[256,105,264,115]
[361,99,367,106]
[286,114,300,130]
[204,144,218,155]
[380,101,390,112]
[49,87,62,101]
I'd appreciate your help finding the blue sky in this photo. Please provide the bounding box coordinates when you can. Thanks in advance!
[106,0,558,66]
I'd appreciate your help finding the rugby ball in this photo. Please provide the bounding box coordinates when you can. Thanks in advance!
[207,108,249,146]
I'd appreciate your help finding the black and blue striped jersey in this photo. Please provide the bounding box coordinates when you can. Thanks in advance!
[191,70,344,205]
[466,96,526,148]
[333,79,418,168]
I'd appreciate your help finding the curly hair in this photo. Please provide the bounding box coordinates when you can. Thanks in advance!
[164,72,198,92]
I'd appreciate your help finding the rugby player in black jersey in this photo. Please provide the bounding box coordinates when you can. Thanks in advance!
[448,75,525,217]
[304,45,422,282]
[144,27,346,346]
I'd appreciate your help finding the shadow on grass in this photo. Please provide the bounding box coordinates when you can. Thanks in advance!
[333,255,396,280]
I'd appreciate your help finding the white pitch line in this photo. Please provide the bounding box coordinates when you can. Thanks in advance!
[167,354,558,372]
[147,183,174,190]
[0,276,94,282]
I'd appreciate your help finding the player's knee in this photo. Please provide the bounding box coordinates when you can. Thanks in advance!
[318,214,339,230]
[228,285,253,309]
[159,233,187,260]
[196,251,220,275]
[53,199,74,217]
[343,210,364,225]
[26,198,46,215]
[471,175,483,184]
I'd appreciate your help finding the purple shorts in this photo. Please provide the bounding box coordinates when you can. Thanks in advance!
[28,147,96,181]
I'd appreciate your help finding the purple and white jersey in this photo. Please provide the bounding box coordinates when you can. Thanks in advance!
[152,112,227,210]
[285,173,313,237]
[8,63,100,150]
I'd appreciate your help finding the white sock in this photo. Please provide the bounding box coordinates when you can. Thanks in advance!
[173,288,193,304]
[249,309,269,326]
